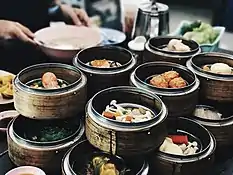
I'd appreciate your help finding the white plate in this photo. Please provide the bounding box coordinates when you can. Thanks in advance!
[100,28,126,45]
[0,70,15,105]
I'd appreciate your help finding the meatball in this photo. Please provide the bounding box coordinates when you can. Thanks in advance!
[169,77,187,88]
[162,71,179,82]
[150,75,168,88]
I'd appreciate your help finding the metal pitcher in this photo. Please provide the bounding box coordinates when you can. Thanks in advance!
[131,0,169,39]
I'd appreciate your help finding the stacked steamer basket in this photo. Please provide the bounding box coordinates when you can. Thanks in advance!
[130,61,200,117]
[7,63,87,174]
[143,36,201,66]
[62,86,168,175]
[187,52,233,159]
[62,46,163,175]
[152,117,216,175]
[73,46,137,99]
[138,37,216,174]
[138,36,201,118]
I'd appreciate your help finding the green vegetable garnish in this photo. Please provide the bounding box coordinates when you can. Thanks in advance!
[122,111,128,115]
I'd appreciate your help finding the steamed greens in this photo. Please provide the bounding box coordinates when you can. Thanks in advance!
[181,21,219,45]
[25,126,74,142]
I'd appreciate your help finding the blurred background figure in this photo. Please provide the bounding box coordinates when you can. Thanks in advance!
[61,0,137,35]
[0,0,91,73]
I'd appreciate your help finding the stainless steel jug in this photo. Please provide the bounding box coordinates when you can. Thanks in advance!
[131,0,169,39]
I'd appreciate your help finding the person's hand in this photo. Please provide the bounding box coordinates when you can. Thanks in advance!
[0,20,35,44]
[59,4,91,27]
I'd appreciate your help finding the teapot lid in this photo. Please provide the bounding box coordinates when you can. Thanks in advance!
[139,1,169,13]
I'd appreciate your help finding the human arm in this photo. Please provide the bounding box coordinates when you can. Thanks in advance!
[0,20,35,44]
[50,0,91,26]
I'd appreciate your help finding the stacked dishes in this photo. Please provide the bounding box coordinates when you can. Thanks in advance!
[192,105,233,148]
[73,46,137,98]
[130,62,200,117]
[144,36,201,66]
[152,117,216,175]
[187,53,233,150]
[7,63,87,173]
[14,63,87,119]
[61,86,167,175]
[187,52,233,102]
[8,117,84,173]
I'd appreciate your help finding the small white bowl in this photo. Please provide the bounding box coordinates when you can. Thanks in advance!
[6,166,46,175]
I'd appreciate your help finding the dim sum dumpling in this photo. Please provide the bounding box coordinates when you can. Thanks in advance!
[210,63,232,74]
[167,39,191,52]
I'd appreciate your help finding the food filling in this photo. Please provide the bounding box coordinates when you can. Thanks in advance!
[0,75,14,99]
[25,125,74,142]
[46,37,87,50]
[194,107,222,120]
[85,156,119,175]
[102,100,153,123]
[202,63,232,75]
[159,136,199,156]
[150,71,187,88]
[90,59,122,68]
[29,72,68,89]
[163,39,191,52]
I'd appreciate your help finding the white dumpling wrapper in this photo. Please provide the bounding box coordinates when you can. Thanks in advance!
[167,39,191,52]
[210,63,232,74]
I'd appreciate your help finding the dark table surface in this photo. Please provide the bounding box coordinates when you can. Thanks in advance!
[1,48,233,175]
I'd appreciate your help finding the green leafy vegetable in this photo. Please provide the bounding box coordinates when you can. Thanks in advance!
[28,126,74,142]
[182,21,219,44]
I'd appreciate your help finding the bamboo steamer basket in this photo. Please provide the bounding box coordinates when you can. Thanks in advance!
[7,116,84,174]
[144,36,201,66]
[13,63,87,119]
[186,52,233,103]
[73,46,137,99]
[85,86,168,156]
[130,62,200,117]
[151,117,216,175]
[191,105,233,160]
[62,140,150,175]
